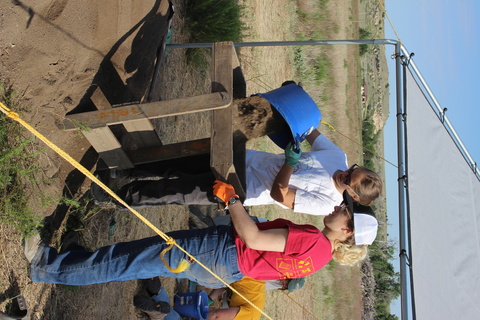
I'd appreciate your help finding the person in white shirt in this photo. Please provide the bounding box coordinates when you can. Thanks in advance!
[91,128,382,216]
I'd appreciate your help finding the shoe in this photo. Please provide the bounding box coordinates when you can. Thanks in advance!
[133,296,170,320]
[22,233,41,263]
[145,277,162,297]
[109,168,134,179]
[90,172,118,207]
[90,181,113,206]
[60,230,80,253]
[0,295,29,319]
[135,277,162,300]
[91,171,109,198]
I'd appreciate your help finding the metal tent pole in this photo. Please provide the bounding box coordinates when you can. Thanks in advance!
[395,43,413,320]
[167,39,398,49]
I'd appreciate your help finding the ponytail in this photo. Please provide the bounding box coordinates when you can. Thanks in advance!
[332,241,368,266]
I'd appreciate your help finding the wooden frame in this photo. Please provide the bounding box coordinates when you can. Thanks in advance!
[64,41,246,198]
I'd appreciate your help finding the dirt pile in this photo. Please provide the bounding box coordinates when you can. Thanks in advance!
[233,96,289,140]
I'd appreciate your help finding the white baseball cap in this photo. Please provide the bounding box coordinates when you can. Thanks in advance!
[342,191,378,245]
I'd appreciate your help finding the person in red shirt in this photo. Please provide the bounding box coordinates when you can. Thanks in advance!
[219,181,376,279]
[26,181,377,287]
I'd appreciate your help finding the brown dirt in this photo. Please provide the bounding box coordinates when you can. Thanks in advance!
[0,1,193,319]
[233,96,289,140]
[0,0,372,319]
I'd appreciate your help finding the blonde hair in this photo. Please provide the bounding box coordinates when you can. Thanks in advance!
[352,167,383,206]
[332,239,368,266]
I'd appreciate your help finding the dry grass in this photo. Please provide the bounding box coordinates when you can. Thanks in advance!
[238,0,366,318]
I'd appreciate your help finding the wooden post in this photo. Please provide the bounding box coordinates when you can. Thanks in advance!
[211,42,246,199]
[84,86,133,169]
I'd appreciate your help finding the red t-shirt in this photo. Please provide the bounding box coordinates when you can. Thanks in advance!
[235,219,332,280]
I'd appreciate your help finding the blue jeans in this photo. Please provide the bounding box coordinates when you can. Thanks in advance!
[30,225,243,288]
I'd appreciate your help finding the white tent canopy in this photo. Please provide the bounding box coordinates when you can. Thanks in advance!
[405,67,480,319]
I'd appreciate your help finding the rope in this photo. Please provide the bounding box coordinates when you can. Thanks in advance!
[0,101,273,320]
[281,291,320,320]
[321,120,398,168]
[376,0,402,44]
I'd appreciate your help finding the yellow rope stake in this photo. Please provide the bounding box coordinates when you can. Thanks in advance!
[0,102,274,320]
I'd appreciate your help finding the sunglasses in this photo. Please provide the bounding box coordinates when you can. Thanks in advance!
[344,164,362,202]
[339,202,354,220]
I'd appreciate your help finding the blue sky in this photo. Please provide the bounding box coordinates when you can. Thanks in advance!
[383,0,480,317]
[384,0,480,167]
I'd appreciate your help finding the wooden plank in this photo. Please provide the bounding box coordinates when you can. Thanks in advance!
[82,127,133,169]
[211,42,234,180]
[91,86,113,110]
[226,171,245,201]
[62,92,231,131]
[233,137,247,194]
[231,47,247,195]
[90,86,163,148]
[123,120,163,149]
[127,138,211,165]
[210,42,246,200]
[82,87,132,169]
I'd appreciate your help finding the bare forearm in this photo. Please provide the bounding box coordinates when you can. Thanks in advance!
[270,164,295,208]
[207,307,240,320]
[229,202,288,252]
[306,128,320,145]
[229,201,261,244]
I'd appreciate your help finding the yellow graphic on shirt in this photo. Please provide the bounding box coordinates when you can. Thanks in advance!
[276,257,315,278]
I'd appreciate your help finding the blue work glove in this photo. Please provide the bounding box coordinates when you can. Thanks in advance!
[285,142,302,167]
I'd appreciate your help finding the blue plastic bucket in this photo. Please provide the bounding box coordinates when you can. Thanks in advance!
[257,83,322,150]
[173,290,209,320]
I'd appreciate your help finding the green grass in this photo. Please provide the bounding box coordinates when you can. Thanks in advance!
[185,0,248,68]
[291,0,336,90]
[313,53,333,86]
[50,194,107,247]
[292,45,334,89]
[0,83,43,235]
[359,27,372,56]
[362,106,381,170]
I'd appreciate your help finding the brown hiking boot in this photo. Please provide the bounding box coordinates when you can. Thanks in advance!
[133,295,170,320]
